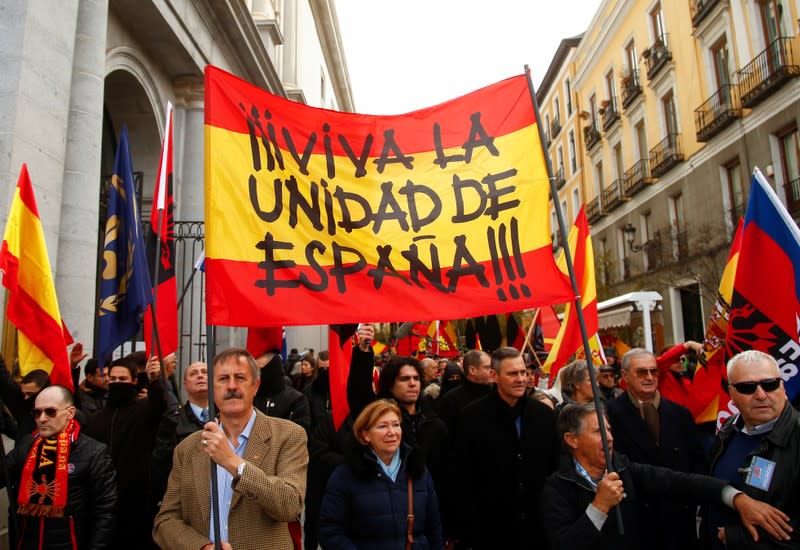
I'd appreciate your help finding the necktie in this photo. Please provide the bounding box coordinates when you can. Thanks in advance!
[200,408,209,423]
[642,403,660,443]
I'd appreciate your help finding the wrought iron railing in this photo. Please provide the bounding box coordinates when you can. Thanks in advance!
[601,179,626,211]
[622,158,654,196]
[649,133,683,177]
[644,34,672,80]
[737,37,799,108]
[621,70,642,108]
[690,0,721,27]
[586,195,604,223]
[785,176,800,215]
[694,83,741,142]
[584,123,602,150]
[601,96,621,131]
[554,166,566,189]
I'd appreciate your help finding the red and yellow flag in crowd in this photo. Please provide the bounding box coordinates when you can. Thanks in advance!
[691,220,742,424]
[0,165,72,389]
[203,66,573,327]
[542,207,598,383]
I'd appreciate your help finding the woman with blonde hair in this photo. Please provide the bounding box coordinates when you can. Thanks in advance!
[319,399,443,549]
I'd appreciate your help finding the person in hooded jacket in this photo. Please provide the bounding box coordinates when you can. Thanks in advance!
[253,350,311,432]
[308,350,332,431]
[319,399,443,550]
[82,355,166,549]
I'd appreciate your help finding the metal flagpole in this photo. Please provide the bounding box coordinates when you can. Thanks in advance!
[524,65,624,533]
[206,324,222,549]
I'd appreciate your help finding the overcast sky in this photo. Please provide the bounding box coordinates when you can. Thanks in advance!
[335,1,602,115]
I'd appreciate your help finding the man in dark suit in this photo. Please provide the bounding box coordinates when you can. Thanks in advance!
[606,347,707,550]
[175,361,208,442]
[453,346,559,549]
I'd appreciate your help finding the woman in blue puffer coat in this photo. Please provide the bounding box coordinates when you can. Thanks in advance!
[319,399,443,550]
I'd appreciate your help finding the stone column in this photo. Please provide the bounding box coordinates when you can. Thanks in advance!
[56,0,110,353]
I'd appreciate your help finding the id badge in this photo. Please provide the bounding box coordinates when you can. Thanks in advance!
[744,456,776,491]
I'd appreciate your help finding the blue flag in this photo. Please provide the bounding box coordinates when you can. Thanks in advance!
[96,127,153,367]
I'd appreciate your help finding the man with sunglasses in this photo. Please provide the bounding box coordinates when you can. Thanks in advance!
[4,385,117,548]
[708,350,798,548]
[606,348,708,550]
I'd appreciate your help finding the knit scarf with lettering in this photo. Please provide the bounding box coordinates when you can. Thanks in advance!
[17,418,78,517]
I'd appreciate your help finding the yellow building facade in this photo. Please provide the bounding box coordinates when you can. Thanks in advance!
[539,0,800,347]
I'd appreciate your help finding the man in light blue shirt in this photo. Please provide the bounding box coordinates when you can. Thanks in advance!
[154,348,308,550]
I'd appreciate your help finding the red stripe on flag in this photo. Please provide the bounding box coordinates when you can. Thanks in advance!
[328,325,356,429]
[205,245,571,327]
[4,278,72,388]
[205,65,536,155]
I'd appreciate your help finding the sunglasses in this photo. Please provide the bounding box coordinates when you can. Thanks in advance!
[632,367,659,378]
[32,407,69,419]
[730,378,781,395]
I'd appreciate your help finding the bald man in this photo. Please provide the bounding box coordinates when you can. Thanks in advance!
[4,385,117,548]
[176,362,209,442]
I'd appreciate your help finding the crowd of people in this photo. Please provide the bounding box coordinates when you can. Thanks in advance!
[0,326,798,550]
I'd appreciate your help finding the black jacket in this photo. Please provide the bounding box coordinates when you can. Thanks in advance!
[5,431,117,550]
[82,379,166,497]
[454,389,559,549]
[707,402,800,549]
[254,379,311,432]
[541,453,727,550]
[175,400,205,443]
[319,442,443,550]
[437,378,492,439]
[76,381,106,417]
[605,392,707,550]
[307,373,332,431]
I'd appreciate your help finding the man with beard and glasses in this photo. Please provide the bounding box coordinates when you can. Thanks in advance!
[154,348,308,550]
[83,355,165,549]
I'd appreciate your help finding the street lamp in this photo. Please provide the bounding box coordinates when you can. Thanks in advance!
[623,223,652,252]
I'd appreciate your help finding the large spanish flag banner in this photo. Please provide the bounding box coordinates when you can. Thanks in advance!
[542,207,597,383]
[0,164,72,389]
[691,219,742,424]
[204,66,572,326]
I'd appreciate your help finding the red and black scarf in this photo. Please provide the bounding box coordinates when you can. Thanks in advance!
[17,418,78,517]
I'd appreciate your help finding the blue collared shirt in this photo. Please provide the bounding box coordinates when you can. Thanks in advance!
[210,410,257,543]
[189,401,207,423]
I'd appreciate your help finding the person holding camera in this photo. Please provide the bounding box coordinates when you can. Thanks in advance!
[655,340,703,408]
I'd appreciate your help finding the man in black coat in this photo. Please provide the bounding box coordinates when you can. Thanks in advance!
[4,385,117,549]
[454,346,559,549]
[253,350,311,431]
[438,349,492,437]
[605,348,708,550]
[83,356,166,549]
[175,361,208,442]
[542,403,791,550]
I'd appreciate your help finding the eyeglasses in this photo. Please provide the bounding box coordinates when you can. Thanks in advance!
[632,367,659,378]
[730,378,781,395]
[32,407,70,419]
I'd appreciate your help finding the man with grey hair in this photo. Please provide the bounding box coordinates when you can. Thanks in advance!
[154,348,308,550]
[542,403,791,549]
[605,347,708,550]
[707,349,800,548]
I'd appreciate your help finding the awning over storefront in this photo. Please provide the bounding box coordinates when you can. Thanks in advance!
[597,291,662,351]
[598,306,633,330]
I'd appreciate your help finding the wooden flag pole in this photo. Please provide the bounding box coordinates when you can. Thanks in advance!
[521,308,541,358]
[524,65,623,534]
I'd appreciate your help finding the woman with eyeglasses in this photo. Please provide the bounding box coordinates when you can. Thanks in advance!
[319,399,443,549]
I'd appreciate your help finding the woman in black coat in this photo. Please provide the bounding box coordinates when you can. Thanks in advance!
[319,399,443,550]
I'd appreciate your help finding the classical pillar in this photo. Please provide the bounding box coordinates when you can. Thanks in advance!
[56,0,110,352]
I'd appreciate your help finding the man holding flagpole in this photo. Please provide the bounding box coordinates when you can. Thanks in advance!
[154,348,307,550]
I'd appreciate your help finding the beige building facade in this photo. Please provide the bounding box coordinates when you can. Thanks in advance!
[539,0,799,348]
[1,0,353,364]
